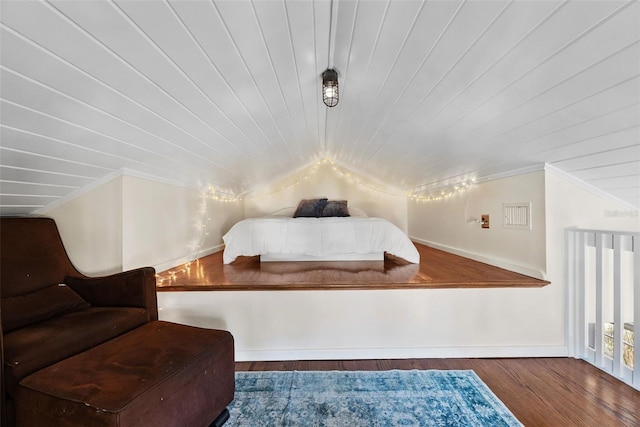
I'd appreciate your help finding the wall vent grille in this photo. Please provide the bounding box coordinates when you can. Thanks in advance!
[503,202,531,230]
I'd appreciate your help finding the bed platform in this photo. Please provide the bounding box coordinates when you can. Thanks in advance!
[156,243,549,291]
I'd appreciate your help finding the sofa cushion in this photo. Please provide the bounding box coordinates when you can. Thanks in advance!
[3,306,149,397]
[1,284,90,333]
[17,321,235,427]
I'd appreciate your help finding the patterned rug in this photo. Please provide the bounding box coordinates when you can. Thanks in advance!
[227,370,522,427]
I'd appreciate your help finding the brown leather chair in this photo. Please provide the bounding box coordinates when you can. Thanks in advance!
[1,218,234,427]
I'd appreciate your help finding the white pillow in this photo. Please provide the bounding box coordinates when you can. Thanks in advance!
[268,207,296,217]
[348,206,368,217]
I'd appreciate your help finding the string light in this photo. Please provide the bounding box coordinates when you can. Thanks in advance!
[205,185,241,202]
[189,185,240,257]
[249,158,403,198]
[407,179,476,202]
[157,184,240,286]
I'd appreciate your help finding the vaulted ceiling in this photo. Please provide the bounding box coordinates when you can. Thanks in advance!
[1,0,638,216]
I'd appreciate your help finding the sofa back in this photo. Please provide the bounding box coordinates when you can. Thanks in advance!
[0,218,82,298]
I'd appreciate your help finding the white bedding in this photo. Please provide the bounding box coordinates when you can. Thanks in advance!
[222,216,420,264]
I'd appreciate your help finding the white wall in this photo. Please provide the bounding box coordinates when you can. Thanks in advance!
[45,176,124,276]
[158,288,566,361]
[408,170,546,278]
[545,168,639,234]
[121,175,243,272]
[243,160,408,232]
[43,172,244,275]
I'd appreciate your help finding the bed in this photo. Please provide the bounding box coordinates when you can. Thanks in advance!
[222,199,420,264]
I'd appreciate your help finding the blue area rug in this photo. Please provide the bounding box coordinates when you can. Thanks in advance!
[227,370,522,426]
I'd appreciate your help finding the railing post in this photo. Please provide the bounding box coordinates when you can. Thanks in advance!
[577,231,586,360]
[566,229,576,357]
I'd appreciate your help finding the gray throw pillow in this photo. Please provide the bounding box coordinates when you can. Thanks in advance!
[321,200,350,217]
[293,198,328,217]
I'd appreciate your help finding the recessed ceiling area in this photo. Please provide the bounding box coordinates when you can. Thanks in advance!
[1,0,638,216]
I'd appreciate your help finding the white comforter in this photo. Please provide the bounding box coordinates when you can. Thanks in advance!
[222,216,420,264]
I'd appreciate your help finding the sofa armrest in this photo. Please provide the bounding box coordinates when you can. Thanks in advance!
[65,267,158,322]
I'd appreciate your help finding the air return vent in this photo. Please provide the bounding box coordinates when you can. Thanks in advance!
[503,202,531,230]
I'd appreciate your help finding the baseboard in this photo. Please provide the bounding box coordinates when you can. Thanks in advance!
[410,237,547,280]
[235,345,568,362]
[152,244,223,273]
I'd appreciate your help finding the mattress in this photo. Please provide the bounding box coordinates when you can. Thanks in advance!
[222,216,420,264]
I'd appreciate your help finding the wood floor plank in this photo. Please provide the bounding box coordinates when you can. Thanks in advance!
[235,358,640,426]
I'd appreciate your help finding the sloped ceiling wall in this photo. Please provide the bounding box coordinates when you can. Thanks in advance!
[1,0,638,216]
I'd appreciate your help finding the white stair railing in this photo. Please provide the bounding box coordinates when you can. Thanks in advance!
[566,228,640,391]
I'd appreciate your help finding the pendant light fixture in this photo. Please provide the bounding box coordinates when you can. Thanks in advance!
[322,68,339,107]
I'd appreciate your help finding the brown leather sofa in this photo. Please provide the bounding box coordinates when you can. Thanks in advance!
[0,218,234,426]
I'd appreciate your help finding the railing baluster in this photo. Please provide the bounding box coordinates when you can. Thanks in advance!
[613,234,623,377]
[595,233,604,368]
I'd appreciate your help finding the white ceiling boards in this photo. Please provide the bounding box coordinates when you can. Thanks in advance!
[1,0,638,215]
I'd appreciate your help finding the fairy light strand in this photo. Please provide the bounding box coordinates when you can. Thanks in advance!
[189,185,240,258]
[407,179,476,202]
[249,158,403,198]
[156,184,240,286]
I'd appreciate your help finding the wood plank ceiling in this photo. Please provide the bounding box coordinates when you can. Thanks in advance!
[1,0,638,215]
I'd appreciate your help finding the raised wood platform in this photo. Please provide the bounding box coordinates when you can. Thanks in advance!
[156,243,549,291]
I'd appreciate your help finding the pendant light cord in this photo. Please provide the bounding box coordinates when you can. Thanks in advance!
[327,0,334,69]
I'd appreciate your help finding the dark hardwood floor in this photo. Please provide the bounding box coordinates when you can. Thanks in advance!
[236,357,640,427]
[157,242,549,291]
